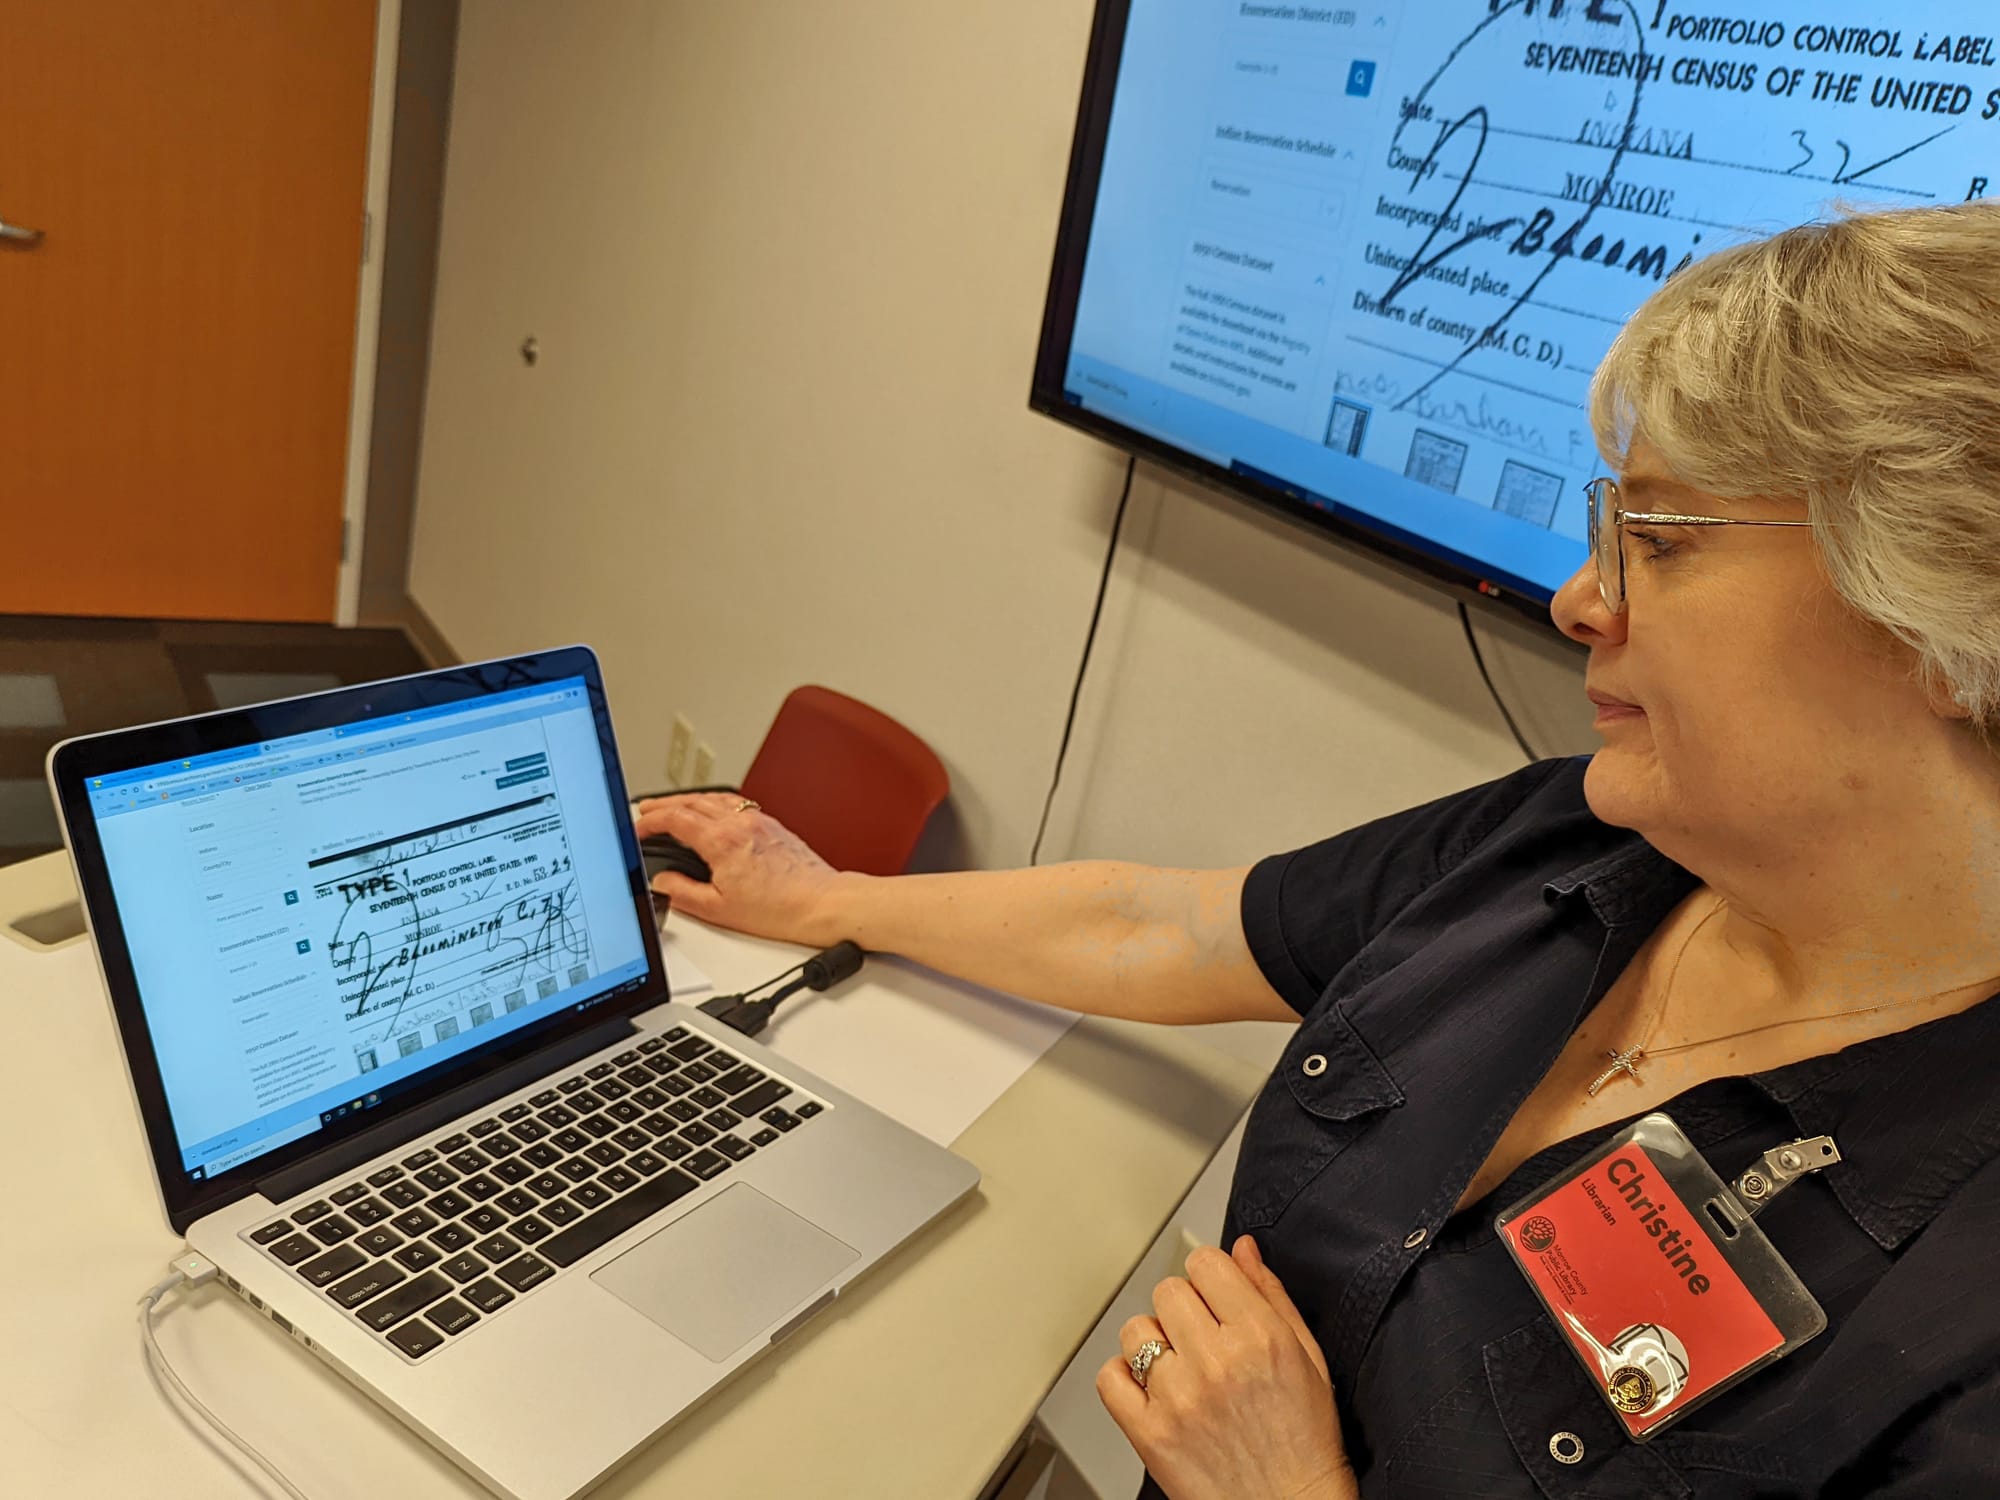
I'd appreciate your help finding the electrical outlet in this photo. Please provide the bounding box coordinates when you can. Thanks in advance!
[691,742,716,785]
[667,714,694,785]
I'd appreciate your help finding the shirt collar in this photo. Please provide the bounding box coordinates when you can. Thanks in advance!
[1544,828,2000,1251]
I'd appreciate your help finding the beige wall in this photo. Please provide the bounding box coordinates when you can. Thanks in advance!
[409,0,1600,874]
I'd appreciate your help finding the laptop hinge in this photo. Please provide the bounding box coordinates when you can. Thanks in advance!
[256,1015,640,1206]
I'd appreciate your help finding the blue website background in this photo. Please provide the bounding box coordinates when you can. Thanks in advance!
[1066,0,1999,599]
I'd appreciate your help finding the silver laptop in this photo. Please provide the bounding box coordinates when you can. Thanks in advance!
[47,646,979,1500]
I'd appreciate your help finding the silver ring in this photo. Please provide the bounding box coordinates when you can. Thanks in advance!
[1127,1338,1169,1389]
[733,798,760,814]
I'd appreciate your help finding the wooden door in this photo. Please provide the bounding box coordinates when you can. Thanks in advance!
[0,2,378,622]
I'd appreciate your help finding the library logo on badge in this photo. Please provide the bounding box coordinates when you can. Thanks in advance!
[1520,1215,1559,1253]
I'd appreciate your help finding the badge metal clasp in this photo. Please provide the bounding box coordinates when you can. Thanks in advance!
[1729,1135,1841,1217]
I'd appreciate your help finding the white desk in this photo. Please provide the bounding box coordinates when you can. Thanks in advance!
[0,851,1265,1498]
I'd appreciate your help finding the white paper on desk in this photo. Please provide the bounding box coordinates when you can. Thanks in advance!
[742,954,1078,1148]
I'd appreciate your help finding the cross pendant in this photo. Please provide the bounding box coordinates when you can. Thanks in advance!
[1586,1047,1646,1098]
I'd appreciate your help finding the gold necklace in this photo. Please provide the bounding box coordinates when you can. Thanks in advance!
[1584,896,1994,1098]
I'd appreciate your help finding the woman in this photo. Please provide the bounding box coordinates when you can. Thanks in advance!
[637,201,2000,1497]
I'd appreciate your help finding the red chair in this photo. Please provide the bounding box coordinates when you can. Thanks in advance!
[734,686,950,876]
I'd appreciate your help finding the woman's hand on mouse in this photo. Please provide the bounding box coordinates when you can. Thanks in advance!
[633,793,848,945]
[1098,1234,1357,1500]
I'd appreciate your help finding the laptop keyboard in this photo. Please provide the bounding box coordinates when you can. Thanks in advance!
[244,1025,829,1361]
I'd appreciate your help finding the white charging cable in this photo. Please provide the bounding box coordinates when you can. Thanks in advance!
[138,1250,312,1500]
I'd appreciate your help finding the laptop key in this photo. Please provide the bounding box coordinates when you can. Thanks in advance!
[511,1117,550,1143]
[605,1101,642,1125]
[441,1252,488,1284]
[528,1089,560,1108]
[496,1253,555,1292]
[425,1297,480,1336]
[524,1143,562,1169]
[491,1158,532,1188]
[527,1172,568,1199]
[500,1102,533,1122]
[557,1158,597,1182]
[620,1066,656,1089]
[300,1244,369,1287]
[473,1233,520,1265]
[665,1100,701,1124]
[329,1260,408,1309]
[690,1086,726,1110]
[569,1091,604,1114]
[613,1127,651,1152]
[252,1221,293,1245]
[557,1076,588,1094]
[658,1073,695,1097]
[595,1079,630,1101]
[600,1165,640,1194]
[706,1109,741,1132]
[732,1079,792,1118]
[584,1141,624,1167]
[436,1133,471,1153]
[463,1205,508,1235]
[795,1101,824,1119]
[552,1128,589,1153]
[715,1064,768,1096]
[511,1214,552,1244]
[463,1277,515,1314]
[446,1150,489,1175]
[658,1138,693,1161]
[633,1085,668,1110]
[570,1182,613,1212]
[540,1198,582,1226]
[366,1165,405,1187]
[750,1128,779,1147]
[612,1049,640,1067]
[497,1188,539,1217]
[401,1147,438,1169]
[430,1190,472,1218]
[540,1169,699,1268]
[430,1223,474,1253]
[461,1174,504,1202]
[310,1216,357,1245]
[415,1165,458,1192]
[393,1207,440,1237]
[387,1318,447,1359]
[331,1182,369,1206]
[469,1118,504,1138]
[484,1134,522,1158]
[679,1123,717,1147]
[355,1226,405,1257]
[382,1179,426,1209]
[585,1062,615,1080]
[348,1197,391,1227]
[683,1149,731,1181]
[579,1116,617,1141]
[291,1200,333,1225]
[269,1234,322,1266]
[395,1241,442,1272]
[680,1062,717,1085]
[641,1033,672,1052]
[715,1136,756,1162]
[358,1271,451,1332]
[539,1105,578,1130]
[763,1108,802,1133]
[667,1037,712,1063]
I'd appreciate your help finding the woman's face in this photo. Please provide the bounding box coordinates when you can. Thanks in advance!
[1550,440,1949,850]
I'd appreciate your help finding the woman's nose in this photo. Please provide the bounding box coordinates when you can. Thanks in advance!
[1550,560,1628,647]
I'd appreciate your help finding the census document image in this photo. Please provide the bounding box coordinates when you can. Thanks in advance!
[1065,0,2000,592]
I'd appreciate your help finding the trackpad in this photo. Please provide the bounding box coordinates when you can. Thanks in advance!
[591,1185,859,1362]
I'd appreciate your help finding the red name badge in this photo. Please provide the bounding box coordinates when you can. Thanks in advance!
[1498,1117,1826,1440]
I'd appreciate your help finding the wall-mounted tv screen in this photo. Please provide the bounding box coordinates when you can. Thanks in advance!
[1031,0,1997,622]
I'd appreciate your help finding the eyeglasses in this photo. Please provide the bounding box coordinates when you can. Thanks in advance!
[1584,477,1813,614]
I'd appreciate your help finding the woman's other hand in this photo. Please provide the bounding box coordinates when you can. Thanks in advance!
[1098,1234,1357,1500]
[633,793,847,946]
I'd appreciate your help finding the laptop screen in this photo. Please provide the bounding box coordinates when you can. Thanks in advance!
[79,674,652,1183]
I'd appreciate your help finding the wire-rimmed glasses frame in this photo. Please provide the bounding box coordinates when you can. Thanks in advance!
[1583,476,1813,614]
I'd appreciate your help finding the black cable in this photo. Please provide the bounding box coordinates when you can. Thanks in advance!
[1457,601,1537,763]
[1029,453,1138,866]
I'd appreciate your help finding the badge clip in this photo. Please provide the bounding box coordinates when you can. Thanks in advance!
[1730,1135,1840,1217]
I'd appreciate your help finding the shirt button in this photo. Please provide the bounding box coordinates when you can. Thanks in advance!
[1302,1054,1328,1077]
[1403,1227,1428,1249]
[1548,1431,1584,1465]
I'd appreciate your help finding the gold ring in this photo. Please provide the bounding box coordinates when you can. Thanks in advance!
[733,798,760,814]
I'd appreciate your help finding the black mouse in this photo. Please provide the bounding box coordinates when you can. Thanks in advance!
[640,833,712,885]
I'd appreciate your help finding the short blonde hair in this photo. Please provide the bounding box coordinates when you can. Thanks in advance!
[1591,200,2000,735]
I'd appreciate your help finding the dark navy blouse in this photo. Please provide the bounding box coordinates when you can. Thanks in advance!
[1138,757,2000,1499]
